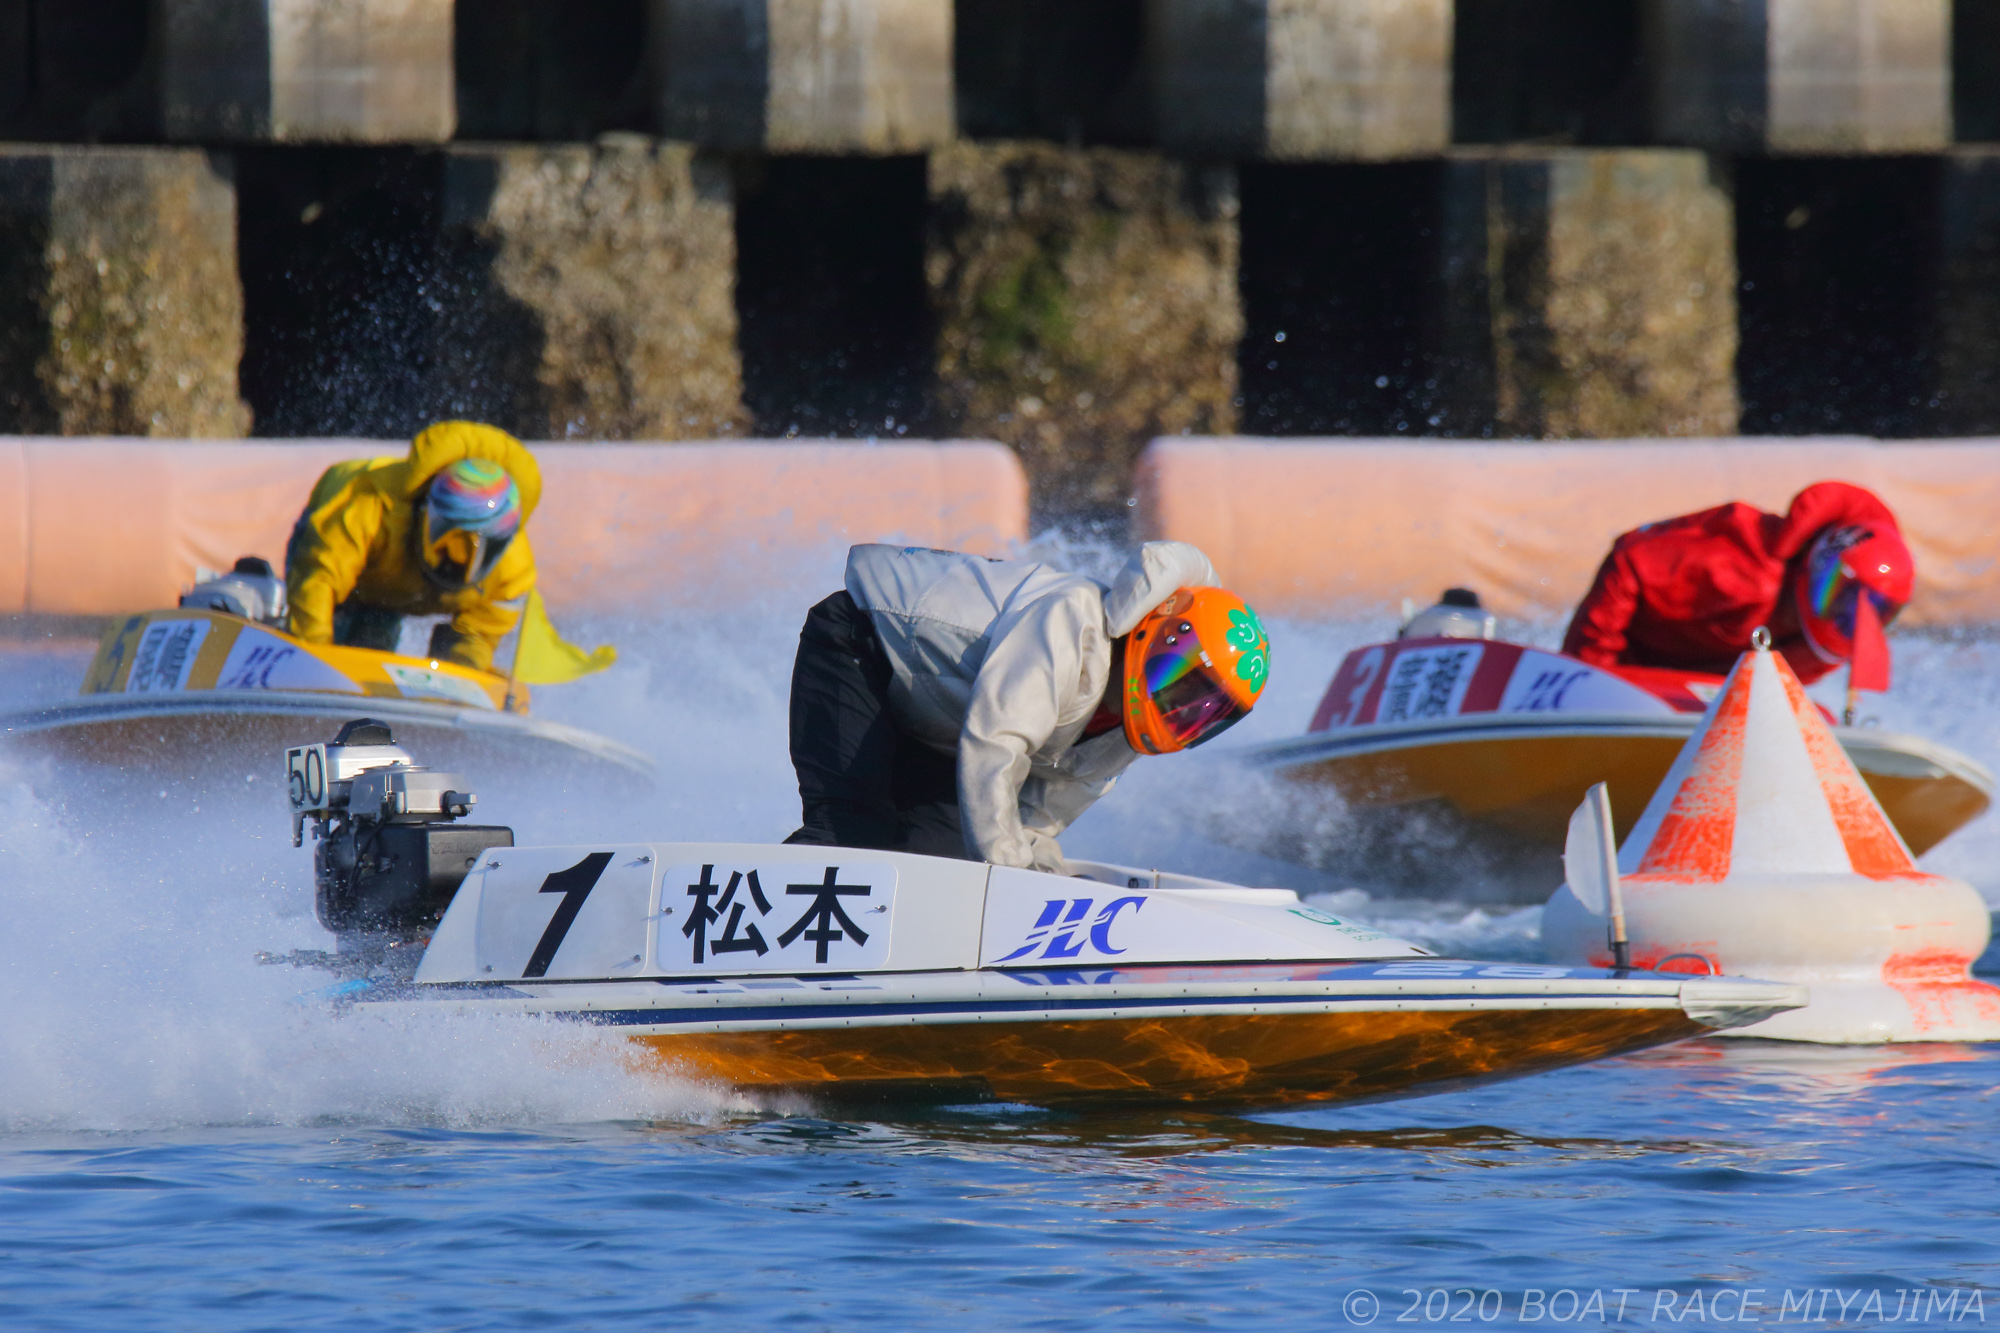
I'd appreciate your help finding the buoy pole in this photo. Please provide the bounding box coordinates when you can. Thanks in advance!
[1588,783,1630,970]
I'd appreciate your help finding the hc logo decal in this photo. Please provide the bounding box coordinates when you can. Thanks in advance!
[994,896,1146,963]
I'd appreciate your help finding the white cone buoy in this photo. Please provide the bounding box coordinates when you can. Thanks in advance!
[1543,632,2000,1043]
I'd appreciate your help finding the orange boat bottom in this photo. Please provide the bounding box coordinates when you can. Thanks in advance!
[629,1007,1707,1109]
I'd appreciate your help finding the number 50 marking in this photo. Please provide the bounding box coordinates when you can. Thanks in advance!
[286,744,326,811]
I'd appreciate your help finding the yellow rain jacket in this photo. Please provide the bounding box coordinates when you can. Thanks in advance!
[286,422,541,672]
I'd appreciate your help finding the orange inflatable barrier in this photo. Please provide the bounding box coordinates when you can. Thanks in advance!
[0,438,1027,617]
[1135,438,2000,625]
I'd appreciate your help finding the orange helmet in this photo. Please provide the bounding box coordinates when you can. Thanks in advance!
[1122,588,1270,755]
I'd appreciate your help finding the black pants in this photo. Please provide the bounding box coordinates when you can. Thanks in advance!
[332,601,405,651]
[783,590,967,859]
[331,600,466,663]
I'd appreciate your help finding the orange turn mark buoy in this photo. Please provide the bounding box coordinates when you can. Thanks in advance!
[1544,636,2000,1043]
[1629,664,1750,881]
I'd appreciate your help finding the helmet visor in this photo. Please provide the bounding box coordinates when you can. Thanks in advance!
[1807,528,1908,633]
[1144,638,1246,749]
[1810,564,1904,640]
[422,506,512,587]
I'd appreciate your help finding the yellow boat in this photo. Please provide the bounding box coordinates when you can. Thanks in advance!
[1245,635,1991,888]
[0,605,650,777]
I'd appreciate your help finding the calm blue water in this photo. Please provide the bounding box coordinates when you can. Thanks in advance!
[6,1044,1999,1330]
[5,606,2000,1330]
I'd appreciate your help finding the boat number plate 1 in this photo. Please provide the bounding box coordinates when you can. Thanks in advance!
[656,861,897,972]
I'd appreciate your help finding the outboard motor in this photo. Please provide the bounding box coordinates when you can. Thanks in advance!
[1398,587,1497,640]
[182,555,289,625]
[286,719,514,946]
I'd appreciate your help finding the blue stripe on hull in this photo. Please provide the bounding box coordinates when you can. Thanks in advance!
[508,987,1665,1029]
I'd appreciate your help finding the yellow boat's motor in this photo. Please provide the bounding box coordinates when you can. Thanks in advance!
[286,718,515,947]
[182,555,289,626]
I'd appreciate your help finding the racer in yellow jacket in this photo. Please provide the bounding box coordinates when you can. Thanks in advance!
[285,422,539,672]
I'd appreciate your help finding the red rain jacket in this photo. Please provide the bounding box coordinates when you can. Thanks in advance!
[1561,481,1901,684]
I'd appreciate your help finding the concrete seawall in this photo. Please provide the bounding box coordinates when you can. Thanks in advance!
[6,2,2000,519]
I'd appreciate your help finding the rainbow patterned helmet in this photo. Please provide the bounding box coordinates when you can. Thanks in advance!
[1122,588,1270,755]
[1792,522,1912,667]
[418,458,522,589]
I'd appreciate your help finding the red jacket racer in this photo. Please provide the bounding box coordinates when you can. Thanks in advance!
[1561,482,1911,685]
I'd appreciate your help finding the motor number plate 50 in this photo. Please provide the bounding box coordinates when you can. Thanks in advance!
[286,743,329,814]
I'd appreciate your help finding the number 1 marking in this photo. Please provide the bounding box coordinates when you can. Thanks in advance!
[522,852,614,978]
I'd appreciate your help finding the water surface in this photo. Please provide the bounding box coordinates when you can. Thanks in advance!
[3,600,1997,1328]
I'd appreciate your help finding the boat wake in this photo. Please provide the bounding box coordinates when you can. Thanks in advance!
[0,756,737,1134]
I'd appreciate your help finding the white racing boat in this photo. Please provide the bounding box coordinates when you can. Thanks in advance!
[281,721,1808,1110]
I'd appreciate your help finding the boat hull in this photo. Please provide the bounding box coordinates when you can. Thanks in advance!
[1252,714,1990,860]
[634,1006,1706,1108]
[361,962,1803,1110]
[326,840,1807,1110]
[1,606,651,778]
[0,690,652,778]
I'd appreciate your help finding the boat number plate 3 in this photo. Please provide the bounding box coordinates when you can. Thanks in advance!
[657,861,898,973]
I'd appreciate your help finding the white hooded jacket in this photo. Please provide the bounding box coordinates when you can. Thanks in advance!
[844,540,1220,873]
